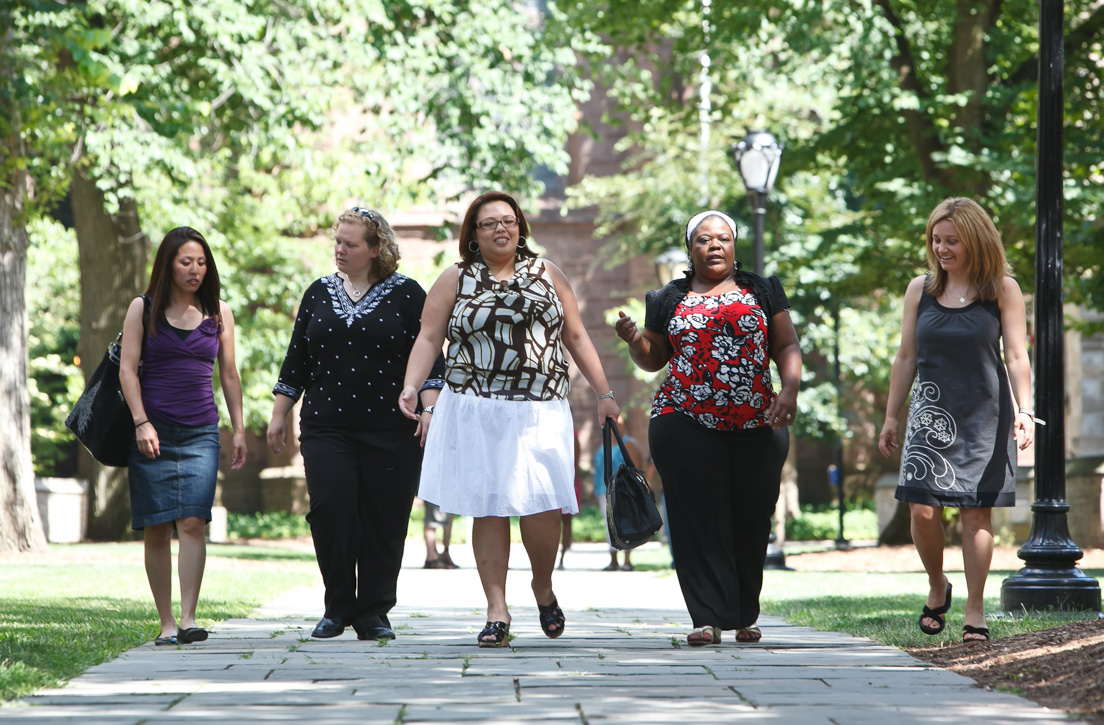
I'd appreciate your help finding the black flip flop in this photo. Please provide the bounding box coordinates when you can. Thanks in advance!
[537,598,565,638]
[918,581,953,635]
[963,624,991,642]
[178,627,208,644]
[154,635,178,646]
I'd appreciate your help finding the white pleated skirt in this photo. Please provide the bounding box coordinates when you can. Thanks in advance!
[418,386,578,517]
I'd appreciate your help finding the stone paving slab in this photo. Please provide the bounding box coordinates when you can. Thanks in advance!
[0,542,1073,723]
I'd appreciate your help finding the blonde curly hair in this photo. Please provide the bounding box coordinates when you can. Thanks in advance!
[333,207,401,279]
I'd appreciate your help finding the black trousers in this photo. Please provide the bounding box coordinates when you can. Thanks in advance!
[650,413,788,630]
[300,424,422,630]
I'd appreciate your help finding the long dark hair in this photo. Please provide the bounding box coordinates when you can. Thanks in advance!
[143,227,222,336]
[457,191,538,266]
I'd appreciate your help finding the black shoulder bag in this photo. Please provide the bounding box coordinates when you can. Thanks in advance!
[65,296,150,467]
[604,419,663,550]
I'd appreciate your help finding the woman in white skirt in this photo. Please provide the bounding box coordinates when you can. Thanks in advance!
[400,190,620,647]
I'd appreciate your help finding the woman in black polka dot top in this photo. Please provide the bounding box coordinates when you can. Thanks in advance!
[267,207,444,642]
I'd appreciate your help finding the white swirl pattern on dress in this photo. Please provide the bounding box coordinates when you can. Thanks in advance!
[900,379,957,491]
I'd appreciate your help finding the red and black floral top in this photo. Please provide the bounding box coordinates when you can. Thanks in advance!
[650,287,781,431]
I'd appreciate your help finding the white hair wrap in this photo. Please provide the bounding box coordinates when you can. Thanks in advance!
[685,210,738,243]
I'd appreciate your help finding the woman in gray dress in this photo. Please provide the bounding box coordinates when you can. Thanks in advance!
[878,197,1034,642]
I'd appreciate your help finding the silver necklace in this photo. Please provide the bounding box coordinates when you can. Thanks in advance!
[947,286,970,303]
[345,278,370,298]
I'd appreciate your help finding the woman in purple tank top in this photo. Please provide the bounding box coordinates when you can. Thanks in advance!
[119,227,247,647]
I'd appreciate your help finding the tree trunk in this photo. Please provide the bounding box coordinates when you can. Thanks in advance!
[774,428,799,544]
[70,169,147,540]
[947,0,997,196]
[879,499,914,545]
[0,36,48,553]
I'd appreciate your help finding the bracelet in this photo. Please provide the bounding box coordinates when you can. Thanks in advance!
[422,406,435,415]
[1017,408,1046,426]
[134,419,150,429]
[596,391,616,401]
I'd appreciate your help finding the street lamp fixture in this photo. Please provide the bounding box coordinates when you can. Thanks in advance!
[655,248,686,287]
[734,130,783,277]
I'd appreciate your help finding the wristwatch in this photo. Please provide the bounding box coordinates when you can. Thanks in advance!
[422,406,436,415]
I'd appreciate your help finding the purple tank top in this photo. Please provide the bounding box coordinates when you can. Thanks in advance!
[140,317,221,426]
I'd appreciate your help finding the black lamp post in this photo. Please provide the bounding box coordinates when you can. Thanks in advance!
[734,130,783,276]
[655,248,686,287]
[1000,0,1101,613]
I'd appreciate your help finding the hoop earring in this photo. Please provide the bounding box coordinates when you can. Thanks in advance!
[516,236,527,249]
[468,240,478,253]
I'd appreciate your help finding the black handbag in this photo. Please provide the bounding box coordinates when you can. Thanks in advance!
[604,419,663,550]
[65,297,149,467]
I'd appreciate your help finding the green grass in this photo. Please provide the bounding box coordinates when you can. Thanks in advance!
[0,543,317,702]
[759,568,1104,649]
[230,504,881,545]
[232,505,614,545]
[785,508,879,541]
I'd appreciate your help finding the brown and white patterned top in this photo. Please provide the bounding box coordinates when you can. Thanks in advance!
[445,256,570,401]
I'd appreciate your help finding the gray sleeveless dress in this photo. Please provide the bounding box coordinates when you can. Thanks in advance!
[895,288,1016,508]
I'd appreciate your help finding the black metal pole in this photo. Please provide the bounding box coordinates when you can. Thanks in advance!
[751,191,766,277]
[1000,0,1100,613]
[832,306,849,549]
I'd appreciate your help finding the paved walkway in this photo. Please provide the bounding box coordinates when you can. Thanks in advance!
[3,542,1067,724]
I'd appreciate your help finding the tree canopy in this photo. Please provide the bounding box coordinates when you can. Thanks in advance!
[556,0,1104,442]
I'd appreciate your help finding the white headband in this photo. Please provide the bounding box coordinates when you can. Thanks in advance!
[685,210,738,243]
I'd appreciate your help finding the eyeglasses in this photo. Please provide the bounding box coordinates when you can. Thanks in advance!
[476,216,519,231]
[351,206,376,223]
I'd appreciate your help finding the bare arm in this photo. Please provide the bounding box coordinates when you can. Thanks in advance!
[765,310,802,429]
[614,311,673,372]
[216,301,247,470]
[546,261,620,424]
[878,275,925,457]
[999,276,1034,449]
[399,266,458,419]
[119,296,158,458]
[267,393,296,455]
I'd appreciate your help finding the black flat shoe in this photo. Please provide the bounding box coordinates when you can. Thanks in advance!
[357,626,396,641]
[178,627,208,644]
[154,635,178,646]
[311,617,345,638]
[918,581,952,635]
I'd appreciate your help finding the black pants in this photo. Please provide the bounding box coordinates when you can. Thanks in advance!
[300,424,422,631]
[650,413,788,629]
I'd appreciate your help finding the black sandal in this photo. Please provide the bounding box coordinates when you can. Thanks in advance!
[962,624,990,642]
[538,598,565,639]
[918,581,952,635]
[477,621,510,648]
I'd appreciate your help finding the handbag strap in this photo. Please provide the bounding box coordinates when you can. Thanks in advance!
[603,419,637,486]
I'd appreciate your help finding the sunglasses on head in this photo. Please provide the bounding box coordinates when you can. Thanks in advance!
[352,206,376,223]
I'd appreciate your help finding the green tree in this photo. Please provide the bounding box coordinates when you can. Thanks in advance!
[559,0,1104,439]
[10,0,597,539]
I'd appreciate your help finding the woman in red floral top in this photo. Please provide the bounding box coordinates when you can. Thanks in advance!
[615,210,802,646]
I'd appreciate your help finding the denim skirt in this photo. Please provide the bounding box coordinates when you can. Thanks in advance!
[128,421,220,530]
